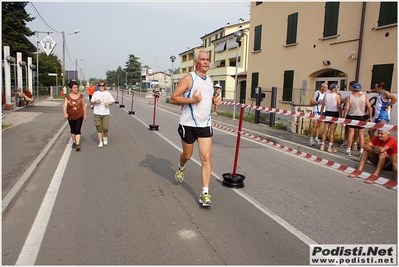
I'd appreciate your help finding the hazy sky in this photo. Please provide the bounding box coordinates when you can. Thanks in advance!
[25,1,251,79]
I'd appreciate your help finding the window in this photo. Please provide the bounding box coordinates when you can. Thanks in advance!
[282,70,294,102]
[286,12,298,45]
[214,41,226,52]
[254,25,262,51]
[378,2,397,27]
[323,2,340,38]
[227,38,238,49]
[211,60,225,69]
[251,72,259,98]
[229,56,240,67]
[370,64,394,92]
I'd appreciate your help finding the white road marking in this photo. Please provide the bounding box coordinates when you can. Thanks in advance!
[16,140,72,265]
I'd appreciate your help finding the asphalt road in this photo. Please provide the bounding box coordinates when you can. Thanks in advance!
[2,94,397,265]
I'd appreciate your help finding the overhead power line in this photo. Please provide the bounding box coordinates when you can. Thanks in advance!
[29,2,61,34]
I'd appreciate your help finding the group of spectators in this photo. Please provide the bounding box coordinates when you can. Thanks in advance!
[309,81,397,182]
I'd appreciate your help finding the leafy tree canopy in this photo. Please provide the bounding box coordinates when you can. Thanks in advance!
[2,2,36,59]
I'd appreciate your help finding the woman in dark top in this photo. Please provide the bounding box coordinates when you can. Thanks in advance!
[63,81,87,151]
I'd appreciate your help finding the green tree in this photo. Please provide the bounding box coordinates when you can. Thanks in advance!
[124,54,142,88]
[168,67,180,75]
[37,52,62,87]
[2,2,36,60]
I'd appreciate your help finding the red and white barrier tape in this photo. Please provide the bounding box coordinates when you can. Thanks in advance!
[212,123,397,190]
[221,101,398,132]
[148,103,397,190]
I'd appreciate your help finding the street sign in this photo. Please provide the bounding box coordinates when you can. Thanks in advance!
[40,35,57,56]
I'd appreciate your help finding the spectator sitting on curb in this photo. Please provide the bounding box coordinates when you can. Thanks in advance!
[17,89,34,107]
[349,129,397,183]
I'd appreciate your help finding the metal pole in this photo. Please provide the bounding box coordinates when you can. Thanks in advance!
[62,31,66,86]
[269,86,277,127]
[36,32,39,99]
[233,41,239,120]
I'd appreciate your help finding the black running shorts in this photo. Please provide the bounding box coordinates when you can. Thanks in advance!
[178,124,213,144]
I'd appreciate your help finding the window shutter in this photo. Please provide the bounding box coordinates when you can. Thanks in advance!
[286,13,298,45]
[323,2,340,37]
[371,64,394,92]
[251,72,259,98]
[254,25,262,51]
[282,70,294,102]
[378,2,397,27]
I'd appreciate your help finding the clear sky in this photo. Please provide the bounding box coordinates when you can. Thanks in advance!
[25,1,251,79]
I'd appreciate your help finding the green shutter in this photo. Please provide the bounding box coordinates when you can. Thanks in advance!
[323,2,340,37]
[254,25,262,51]
[283,70,294,102]
[251,72,259,98]
[287,12,298,45]
[378,2,397,27]
[371,64,394,92]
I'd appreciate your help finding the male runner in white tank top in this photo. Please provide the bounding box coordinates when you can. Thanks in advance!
[170,50,222,207]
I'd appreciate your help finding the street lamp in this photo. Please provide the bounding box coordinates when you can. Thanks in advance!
[62,30,80,86]
[75,58,84,81]
[30,64,36,95]
[19,61,28,91]
[232,30,244,120]
[170,55,176,93]
[6,56,17,92]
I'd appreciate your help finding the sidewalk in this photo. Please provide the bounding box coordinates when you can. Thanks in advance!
[2,100,67,207]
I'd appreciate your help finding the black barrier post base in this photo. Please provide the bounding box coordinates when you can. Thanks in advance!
[119,104,125,108]
[115,101,119,104]
[149,124,159,131]
[222,173,246,188]
[128,111,135,115]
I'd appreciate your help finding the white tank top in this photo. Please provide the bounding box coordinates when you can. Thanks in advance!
[348,93,366,116]
[312,91,325,113]
[179,72,214,127]
[324,92,339,112]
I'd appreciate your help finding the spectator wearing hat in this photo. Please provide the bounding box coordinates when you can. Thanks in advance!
[342,83,373,157]
[319,83,342,152]
[213,84,222,114]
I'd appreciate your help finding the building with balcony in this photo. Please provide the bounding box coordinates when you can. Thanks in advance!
[173,19,250,102]
[247,2,397,114]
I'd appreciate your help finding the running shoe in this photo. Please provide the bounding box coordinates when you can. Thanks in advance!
[76,144,81,151]
[309,138,315,146]
[339,141,347,148]
[103,137,108,146]
[320,145,325,151]
[175,168,184,183]
[342,151,351,157]
[327,147,337,153]
[314,138,321,145]
[72,143,77,149]
[352,143,358,151]
[358,151,363,158]
[199,193,212,207]
[98,142,103,148]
